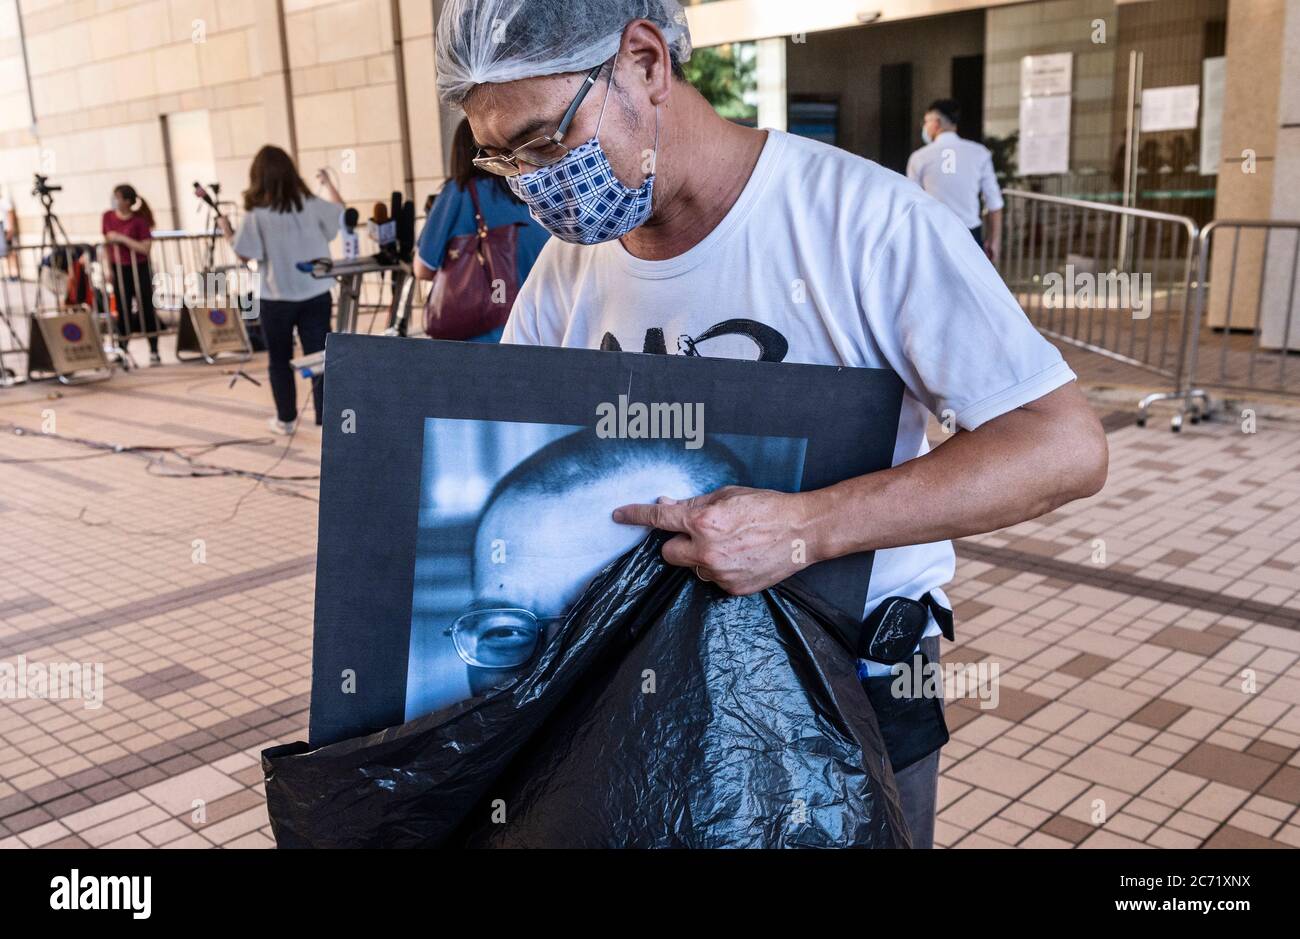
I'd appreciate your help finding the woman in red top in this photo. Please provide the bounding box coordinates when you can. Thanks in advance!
[102,184,161,364]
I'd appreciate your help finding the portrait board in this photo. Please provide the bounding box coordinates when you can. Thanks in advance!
[309,335,904,746]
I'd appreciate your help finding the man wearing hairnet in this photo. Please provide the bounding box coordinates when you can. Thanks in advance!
[436,0,1109,848]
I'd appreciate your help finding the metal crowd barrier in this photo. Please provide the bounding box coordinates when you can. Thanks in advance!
[1177,220,1300,410]
[0,234,243,378]
[998,189,1201,391]
[998,192,1300,430]
[0,225,425,386]
[0,242,106,384]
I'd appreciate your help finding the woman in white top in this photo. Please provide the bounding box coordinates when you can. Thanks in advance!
[219,145,343,434]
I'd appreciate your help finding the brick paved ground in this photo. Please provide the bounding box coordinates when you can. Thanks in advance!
[0,333,1296,848]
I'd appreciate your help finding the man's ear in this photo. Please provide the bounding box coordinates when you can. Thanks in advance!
[621,19,673,107]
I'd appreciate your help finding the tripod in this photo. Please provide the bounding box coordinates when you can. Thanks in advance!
[33,187,94,325]
[37,189,72,274]
[39,181,127,371]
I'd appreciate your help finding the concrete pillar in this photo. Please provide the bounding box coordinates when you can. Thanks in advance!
[430,0,460,183]
[253,0,298,161]
[1258,0,1300,348]
[400,0,449,206]
[1207,0,1288,334]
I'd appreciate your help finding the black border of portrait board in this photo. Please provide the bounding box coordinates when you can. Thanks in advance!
[308,334,905,747]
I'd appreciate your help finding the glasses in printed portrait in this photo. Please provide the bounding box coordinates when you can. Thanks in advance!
[405,420,809,719]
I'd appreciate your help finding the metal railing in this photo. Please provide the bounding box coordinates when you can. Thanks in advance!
[1182,220,1300,403]
[998,189,1201,388]
[0,235,242,378]
[0,242,107,383]
[998,192,1300,430]
[0,226,427,385]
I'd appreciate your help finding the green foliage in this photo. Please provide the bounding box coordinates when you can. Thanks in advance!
[683,45,756,122]
[985,132,1020,183]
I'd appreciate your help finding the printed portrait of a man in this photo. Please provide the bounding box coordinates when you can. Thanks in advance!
[404,422,806,718]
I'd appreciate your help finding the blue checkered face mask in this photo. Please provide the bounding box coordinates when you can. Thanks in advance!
[508,78,658,246]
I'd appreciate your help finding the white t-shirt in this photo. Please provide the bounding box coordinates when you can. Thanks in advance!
[906,131,1005,230]
[504,129,1075,649]
[233,196,340,302]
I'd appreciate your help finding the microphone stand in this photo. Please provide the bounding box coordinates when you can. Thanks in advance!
[195,182,225,274]
[195,182,258,390]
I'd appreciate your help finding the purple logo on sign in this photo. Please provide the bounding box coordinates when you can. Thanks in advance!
[61,323,83,343]
[209,309,228,326]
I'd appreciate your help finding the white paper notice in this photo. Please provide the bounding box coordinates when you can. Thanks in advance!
[1021,54,1073,98]
[1141,84,1201,133]
[1200,58,1225,175]
[1019,95,1071,176]
[1018,54,1073,176]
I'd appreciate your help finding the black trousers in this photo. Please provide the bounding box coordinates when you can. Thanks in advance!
[970,225,984,251]
[892,635,943,849]
[111,260,159,354]
[259,293,332,425]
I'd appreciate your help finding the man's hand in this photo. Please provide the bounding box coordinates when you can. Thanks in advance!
[985,241,1001,266]
[612,487,813,596]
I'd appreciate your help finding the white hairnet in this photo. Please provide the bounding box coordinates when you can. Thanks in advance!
[436,0,692,107]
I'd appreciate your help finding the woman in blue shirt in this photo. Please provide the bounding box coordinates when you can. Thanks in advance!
[415,118,550,343]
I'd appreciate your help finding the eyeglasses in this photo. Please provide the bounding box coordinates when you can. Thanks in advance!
[444,608,563,669]
[472,63,606,178]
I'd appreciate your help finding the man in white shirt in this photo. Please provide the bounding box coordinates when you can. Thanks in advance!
[907,99,1005,264]
[436,0,1108,848]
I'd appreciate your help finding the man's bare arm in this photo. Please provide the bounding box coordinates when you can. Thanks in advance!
[613,382,1109,596]
[984,208,1003,265]
[809,381,1106,559]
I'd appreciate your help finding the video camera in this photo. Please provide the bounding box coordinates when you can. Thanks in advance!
[33,174,62,198]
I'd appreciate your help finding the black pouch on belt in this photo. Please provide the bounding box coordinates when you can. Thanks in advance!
[781,584,954,774]
[855,593,953,773]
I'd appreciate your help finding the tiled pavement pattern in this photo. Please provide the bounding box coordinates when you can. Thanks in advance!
[0,340,1297,849]
[0,349,318,849]
[939,420,1300,849]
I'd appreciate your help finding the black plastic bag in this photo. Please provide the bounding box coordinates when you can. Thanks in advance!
[263,534,911,848]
